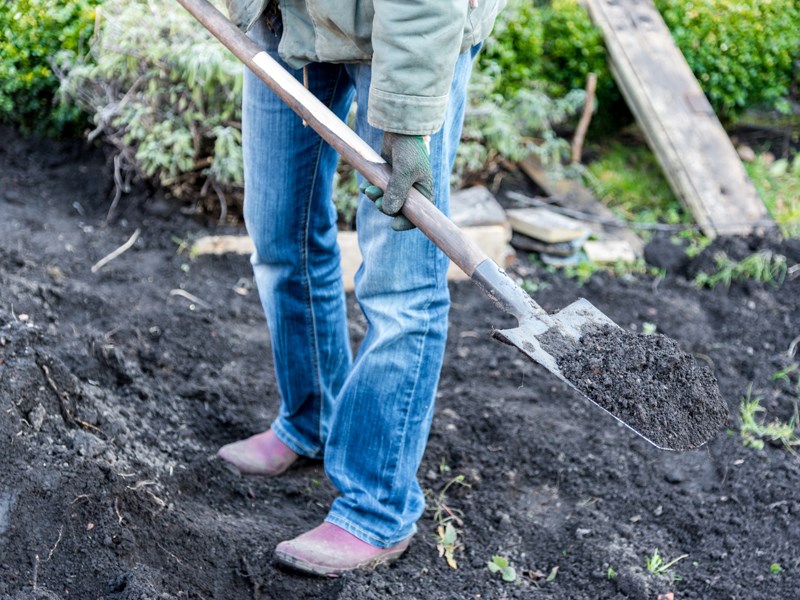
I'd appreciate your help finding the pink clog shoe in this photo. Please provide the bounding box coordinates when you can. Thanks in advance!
[216,429,298,475]
[275,522,411,576]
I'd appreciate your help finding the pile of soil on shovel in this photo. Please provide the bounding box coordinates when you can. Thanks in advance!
[556,325,728,451]
[2,126,800,600]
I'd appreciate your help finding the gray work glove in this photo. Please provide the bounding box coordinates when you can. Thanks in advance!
[360,133,433,231]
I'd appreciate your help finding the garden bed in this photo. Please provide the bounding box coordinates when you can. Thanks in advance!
[1,127,799,599]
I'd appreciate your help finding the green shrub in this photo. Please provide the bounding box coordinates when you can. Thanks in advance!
[481,0,799,129]
[58,0,244,219]
[477,0,545,97]
[478,0,625,132]
[539,0,617,111]
[453,69,586,187]
[655,0,800,118]
[0,0,100,134]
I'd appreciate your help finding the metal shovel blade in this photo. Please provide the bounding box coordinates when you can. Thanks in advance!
[489,290,728,453]
[488,298,665,441]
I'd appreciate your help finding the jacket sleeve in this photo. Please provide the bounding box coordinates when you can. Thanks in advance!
[368,0,470,135]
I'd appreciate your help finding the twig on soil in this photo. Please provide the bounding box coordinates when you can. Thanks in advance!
[31,554,39,591]
[91,228,141,273]
[157,542,184,565]
[77,419,105,436]
[104,154,128,225]
[44,526,64,562]
[212,180,228,225]
[69,494,92,505]
[241,556,262,600]
[114,497,125,526]
[147,491,167,509]
[169,289,212,309]
[127,480,157,491]
[787,334,800,357]
[39,362,75,425]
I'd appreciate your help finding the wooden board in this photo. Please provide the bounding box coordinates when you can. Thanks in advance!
[191,225,513,291]
[506,208,590,244]
[582,0,772,237]
[519,156,644,257]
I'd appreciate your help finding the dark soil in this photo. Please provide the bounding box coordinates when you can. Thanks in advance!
[2,126,800,599]
[558,325,728,451]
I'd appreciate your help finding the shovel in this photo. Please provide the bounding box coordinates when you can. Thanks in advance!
[177,0,727,451]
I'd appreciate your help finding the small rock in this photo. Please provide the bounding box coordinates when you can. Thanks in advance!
[497,512,512,529]
[71,429,106,458]
[736,145,756,162]
[29,404,47,430]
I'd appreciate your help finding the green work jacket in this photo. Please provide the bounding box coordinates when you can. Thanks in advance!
[226,0,504,135]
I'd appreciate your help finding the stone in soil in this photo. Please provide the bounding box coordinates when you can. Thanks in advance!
[556,324,728,451]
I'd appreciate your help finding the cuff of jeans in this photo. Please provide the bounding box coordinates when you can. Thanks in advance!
[367,87,448,135]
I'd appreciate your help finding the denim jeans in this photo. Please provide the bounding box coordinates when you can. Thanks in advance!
[242,15,478,548]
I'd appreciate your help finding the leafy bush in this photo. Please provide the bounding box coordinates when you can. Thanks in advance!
[0,0,99,134]
[453,69,586,187]
[479,0,624,132]
[481,0,800,128]
[655,0,800,118]
[58,0,244,220]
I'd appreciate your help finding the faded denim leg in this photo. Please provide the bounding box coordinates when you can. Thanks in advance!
[324,46,480,548]
[242,18,356,459]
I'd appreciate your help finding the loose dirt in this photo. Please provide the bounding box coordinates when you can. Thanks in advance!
[1,127,799,599]
[557,325,728,451]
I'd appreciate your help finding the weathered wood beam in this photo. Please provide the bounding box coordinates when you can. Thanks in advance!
[582,0,773,237]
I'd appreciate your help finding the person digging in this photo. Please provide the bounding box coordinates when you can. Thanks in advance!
[215,0,504,577]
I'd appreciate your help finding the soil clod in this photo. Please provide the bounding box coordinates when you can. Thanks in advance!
[557,324,728,451]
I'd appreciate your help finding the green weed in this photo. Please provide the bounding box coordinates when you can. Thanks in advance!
[694,251,788,289]
[770,563,783,574]
[607,567,618,580]
[584,141,689,235]
[745,153,800,238]
[555,257,660,286]
[771,363,799,384]
[739,386,798,450]
[645,549,687,582]
[487,555,517,582]
[425,474,471,569]
[641,322,657,336]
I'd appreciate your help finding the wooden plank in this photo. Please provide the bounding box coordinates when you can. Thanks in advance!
[191,224,513,291]
[583,239,637,264]
[582,0,772,237]
[506,208,590,244]
[519,156,644,257]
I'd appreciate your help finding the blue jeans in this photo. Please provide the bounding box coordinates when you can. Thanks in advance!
[242,16,478,548]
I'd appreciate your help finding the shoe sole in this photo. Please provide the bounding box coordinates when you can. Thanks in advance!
[274,544,409,577]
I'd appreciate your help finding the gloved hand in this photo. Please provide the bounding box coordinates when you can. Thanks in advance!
[360,132,433,231]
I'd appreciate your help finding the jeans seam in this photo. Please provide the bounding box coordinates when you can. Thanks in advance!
[301,142,324,448]
[303,65,348,449]
[386,238,443,503]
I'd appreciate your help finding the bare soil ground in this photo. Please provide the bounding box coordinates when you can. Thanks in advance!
[1,127,799,599]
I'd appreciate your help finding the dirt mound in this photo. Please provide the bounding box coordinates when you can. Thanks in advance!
[558,325,728,451]
[1,127,799,599]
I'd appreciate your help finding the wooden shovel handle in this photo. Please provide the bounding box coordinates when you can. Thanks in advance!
[176,0,488,277]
